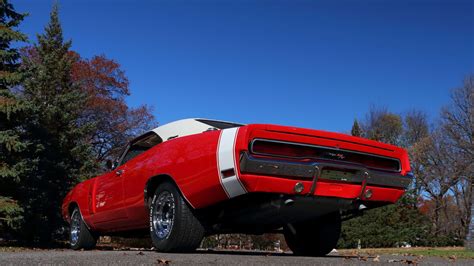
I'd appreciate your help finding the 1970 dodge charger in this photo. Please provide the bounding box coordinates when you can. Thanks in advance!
[62,118,412,256]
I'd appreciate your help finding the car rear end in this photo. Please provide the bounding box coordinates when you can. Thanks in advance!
[234,124,412,205]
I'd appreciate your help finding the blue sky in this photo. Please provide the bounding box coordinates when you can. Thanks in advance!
[14,0,473,133]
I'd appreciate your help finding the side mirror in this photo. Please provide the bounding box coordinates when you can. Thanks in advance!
[106,160,116,170]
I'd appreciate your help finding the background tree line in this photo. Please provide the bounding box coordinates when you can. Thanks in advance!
[1,1,473,250]
[340,80,473,248]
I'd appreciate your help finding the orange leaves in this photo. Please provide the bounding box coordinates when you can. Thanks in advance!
[71,53,129,99]
[68,51,156,162]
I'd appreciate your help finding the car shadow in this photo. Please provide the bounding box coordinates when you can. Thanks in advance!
[195,249,360,259]
[95,246,359,259]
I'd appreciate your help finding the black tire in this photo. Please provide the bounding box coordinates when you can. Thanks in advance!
[70,208,97,250]
[149,182,205,252]
[284,212,341,256]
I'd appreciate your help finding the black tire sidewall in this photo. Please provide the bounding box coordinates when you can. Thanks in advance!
[70,208,96,250]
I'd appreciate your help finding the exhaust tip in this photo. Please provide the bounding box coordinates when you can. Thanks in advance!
[284,199,294,206]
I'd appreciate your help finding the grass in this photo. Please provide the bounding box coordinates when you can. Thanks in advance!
[339,247,474,259]
[406,248,474,259]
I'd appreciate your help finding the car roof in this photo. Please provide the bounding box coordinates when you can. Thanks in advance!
[149,118,242,142]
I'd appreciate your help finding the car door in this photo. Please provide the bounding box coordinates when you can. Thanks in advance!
[91,146,130,225]
[93,132,163,230]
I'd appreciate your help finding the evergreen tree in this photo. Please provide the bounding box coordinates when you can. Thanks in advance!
[20,4,96,242]
[0,0,28,235]
[351,119,363,137]
[338,200,462,248]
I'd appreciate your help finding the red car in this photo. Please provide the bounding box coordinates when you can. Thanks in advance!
[62,118,412,256]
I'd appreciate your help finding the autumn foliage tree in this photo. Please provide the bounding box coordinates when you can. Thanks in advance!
[412,130,469,236]
[441,75,474,249]
[362,106,403,146]
[70,53,156,165]
[23,49,156,168]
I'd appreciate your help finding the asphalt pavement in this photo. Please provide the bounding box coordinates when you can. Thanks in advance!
[0,249,471,265]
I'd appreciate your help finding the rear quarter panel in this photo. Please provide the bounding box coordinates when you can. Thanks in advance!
[120,129,229,228]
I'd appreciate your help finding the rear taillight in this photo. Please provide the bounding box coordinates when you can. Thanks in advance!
[251,140,318,158]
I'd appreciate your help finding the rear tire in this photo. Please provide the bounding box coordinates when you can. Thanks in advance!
[70,208,97,250]
[284,212,341,256]
[149,181,205,252]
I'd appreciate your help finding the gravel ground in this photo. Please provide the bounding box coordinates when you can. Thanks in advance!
[0,249,472,265]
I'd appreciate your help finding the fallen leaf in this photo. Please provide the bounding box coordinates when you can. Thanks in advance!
[373,255,380,262]
[137,251,145,255]
[448,255,457,261]
[157,258,171,264]
[401,259,418,265]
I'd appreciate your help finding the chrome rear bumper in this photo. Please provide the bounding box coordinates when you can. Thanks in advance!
[239,152,412,193]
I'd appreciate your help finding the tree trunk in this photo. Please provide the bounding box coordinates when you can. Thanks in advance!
[466,183,474,250]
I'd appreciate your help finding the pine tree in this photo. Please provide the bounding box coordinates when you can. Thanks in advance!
[20,4,96,242]
[0,0,28,235]
[351,119,363,137]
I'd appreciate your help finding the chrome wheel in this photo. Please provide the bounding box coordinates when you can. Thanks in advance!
[152,191,175,240]
[70,210,81,246]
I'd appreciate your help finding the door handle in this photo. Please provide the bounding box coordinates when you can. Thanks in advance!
[115,169,124,176]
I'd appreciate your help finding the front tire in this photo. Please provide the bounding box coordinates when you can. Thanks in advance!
[284,212,341,256]
[70,208,97,250]
[149,182,205,252]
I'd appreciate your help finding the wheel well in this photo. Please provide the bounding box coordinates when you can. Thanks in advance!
[68,202,79,216]
[144,174,183,209]
[66,202,80,223]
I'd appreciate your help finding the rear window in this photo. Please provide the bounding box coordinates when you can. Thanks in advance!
[196,119,243,129]
[120,132,162,165]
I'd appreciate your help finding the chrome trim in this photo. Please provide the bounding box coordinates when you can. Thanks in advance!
[249,138,402,173]
[70,209,81,246]
[152,191,175,240]
[308,166,320,196]
[358,172,370,200]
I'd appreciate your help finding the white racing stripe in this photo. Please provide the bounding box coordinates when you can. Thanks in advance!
[217,127,247,198]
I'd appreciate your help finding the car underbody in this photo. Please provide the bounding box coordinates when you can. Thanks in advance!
[197,192,388,235]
